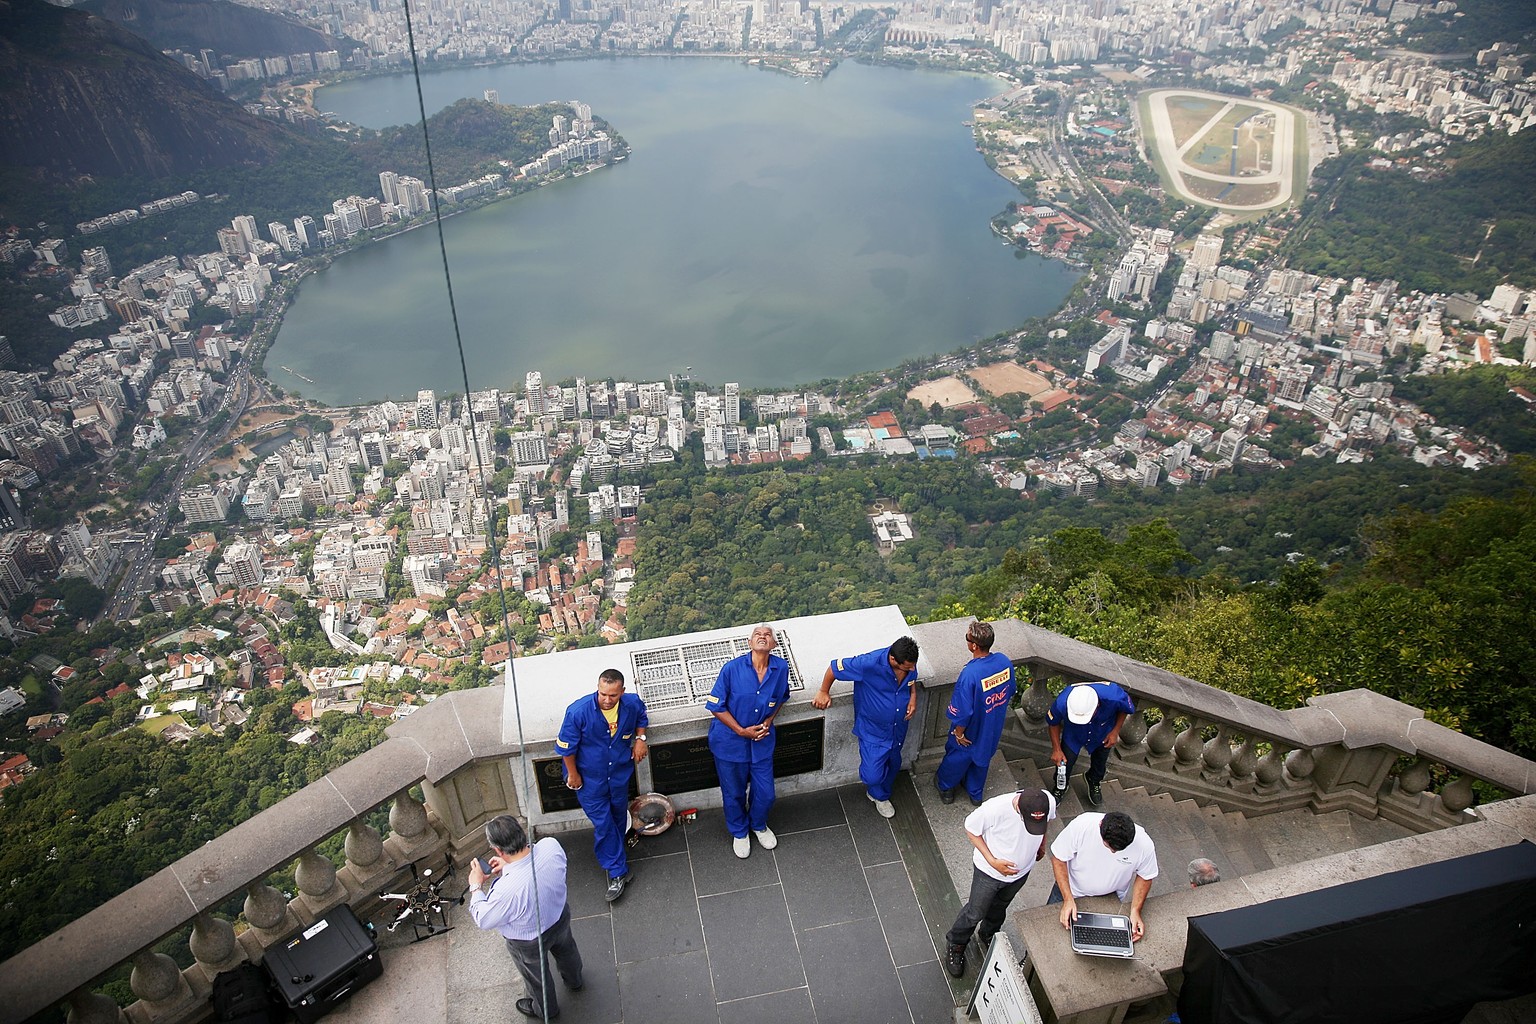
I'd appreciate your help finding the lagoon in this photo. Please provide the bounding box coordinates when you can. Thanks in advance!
[271,58,1077,404]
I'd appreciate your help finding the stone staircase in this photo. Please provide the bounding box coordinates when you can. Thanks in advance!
[1006,757,1417,894]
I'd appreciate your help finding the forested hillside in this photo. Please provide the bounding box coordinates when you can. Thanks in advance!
[625,456,1523,639]
[940,468,1536,764]
[1285,131,1536,293]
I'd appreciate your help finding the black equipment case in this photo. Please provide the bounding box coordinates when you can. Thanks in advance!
[262,905,382,1023]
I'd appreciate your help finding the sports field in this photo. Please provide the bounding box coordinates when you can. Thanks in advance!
[1139,89,1310,213]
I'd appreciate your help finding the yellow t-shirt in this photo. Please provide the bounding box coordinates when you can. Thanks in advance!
[602,703,619,736]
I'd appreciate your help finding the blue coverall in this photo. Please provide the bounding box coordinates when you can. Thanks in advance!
[706,652,791,838]
[934,650,1017,801]
[556,691,648,880]
[830,647,918,802]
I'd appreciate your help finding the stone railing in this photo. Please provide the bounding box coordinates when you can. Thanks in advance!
[0,687,516,1024]
[7,616,1534,1024]
[910,618,1535,831]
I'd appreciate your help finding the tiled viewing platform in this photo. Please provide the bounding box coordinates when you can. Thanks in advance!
[9,612,1536,1024]
[330,781,962,1024]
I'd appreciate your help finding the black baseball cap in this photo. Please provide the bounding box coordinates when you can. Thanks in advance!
[1017,788,1051,835]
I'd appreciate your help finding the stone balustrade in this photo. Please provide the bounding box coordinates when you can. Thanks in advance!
[5,615,1534,1024]
[910,617,1534,830]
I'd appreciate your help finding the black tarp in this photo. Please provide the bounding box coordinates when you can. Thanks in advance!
[1178,840,1536,1024]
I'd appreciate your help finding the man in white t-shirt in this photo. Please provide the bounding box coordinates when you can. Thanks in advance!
[1047,810,1158,941]
[943,787,1056,978]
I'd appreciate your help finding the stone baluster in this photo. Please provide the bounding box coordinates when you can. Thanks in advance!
[1144,707,1178,765]
[125,951,195,1024]
[189,912,241,986]
[1173,716,1205,774]
[1227,733,1259,788]
[239,881,298,957]
[1395,757,1432,799]
[339,818,393,894]
[66,989,127,1024]
[1019,671,1054,726]
[1117,706,1149,753]
[292,848,346,922]
[1439,773,1475,816]
[1283,746,1317,787]
[1199,725,1235,783]
[1254,743,1287,791]
[384,788,440,864]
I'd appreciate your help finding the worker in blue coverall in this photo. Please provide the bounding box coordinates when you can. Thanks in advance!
[813,635,920,818]
[557,668,649,903]
[1047,681,1135,808]
[706,624,792,859]
[934,621,1017,807]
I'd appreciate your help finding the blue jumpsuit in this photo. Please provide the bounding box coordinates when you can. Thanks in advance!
[934,651,1017,802]
[706,652,791,838]
[556,691,648,880]
[830,647,918,802]
[1046,682,1135,786]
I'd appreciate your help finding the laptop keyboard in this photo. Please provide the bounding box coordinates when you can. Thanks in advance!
[1074,926,1132,949]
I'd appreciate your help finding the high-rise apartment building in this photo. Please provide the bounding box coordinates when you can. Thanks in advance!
[231,215,259,250]
[1190,234,1223,271]
[525,371,544,416]
[724,382,740,424]
[379,171,400,207]
[293,215,317,249]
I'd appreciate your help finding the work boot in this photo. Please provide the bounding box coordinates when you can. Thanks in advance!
[945,944,967,978]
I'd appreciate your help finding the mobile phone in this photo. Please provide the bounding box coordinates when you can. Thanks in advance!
[476,857,493,874]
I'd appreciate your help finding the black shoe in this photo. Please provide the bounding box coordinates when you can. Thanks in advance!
[1086,779,1103,806]
[605,875,627,902]
[945,944,967,978]
[565,977,584,992]
[969,793,984,807]
[939,785,956,804]
[516,997,559,1019]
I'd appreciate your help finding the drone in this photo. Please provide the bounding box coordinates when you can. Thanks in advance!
[379,860,461,941]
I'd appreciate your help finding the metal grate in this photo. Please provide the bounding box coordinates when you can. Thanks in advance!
[631,630,806,711]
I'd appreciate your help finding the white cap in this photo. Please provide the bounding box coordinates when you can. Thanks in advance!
[1066,684,1099,725]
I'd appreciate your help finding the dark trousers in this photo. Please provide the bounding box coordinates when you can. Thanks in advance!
[946,865,1030,949]
[505,904,583,1018]
[1062,742,1111,785]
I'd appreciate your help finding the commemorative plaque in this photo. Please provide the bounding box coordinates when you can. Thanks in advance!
[532,756,639,814]
[772,718,825,778]
[648,735,720,795]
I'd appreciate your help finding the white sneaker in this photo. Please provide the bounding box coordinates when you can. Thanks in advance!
[868,793,896,818]
[754,827,778,850]
[733,835,751,859]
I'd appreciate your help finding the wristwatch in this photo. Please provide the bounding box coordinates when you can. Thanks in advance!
[636,733,647,741]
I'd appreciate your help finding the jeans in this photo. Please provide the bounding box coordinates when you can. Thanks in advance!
[505,904,583,1017]
[946,865,1031,949]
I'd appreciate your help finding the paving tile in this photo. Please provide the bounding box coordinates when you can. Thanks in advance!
[801,917,911,1024]
[684,808,784,897]
[619,950,719,1024]
[899,960,958,1024]
[698,884,804,1001]
[774,824,877,931]
[555,827,617,922]
[629,821,689,861]
[770,788,848,835]
[611,852,704,964]
[717,986,815,1024]
[842,783,901,866]
[866,861,940,968]
[567,912,622,1024]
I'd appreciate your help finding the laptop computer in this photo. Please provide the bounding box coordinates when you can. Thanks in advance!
[1070,911,1135,958]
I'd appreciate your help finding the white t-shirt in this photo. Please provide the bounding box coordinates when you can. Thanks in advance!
[1049,812,1158,900]
[965,791,1058,882]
